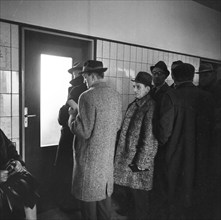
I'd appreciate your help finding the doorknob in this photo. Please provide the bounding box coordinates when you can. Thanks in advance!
[24,107,37,127]
[25,114,37,118]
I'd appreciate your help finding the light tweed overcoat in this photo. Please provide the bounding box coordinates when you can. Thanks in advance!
[114,94,158,191]
[69,81,122,202]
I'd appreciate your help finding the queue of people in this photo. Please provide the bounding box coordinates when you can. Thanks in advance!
[65,59,220,220]
[1,59,220,220]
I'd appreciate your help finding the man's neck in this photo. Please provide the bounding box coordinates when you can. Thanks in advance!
[155,82,165,89]
[90,78,105,87]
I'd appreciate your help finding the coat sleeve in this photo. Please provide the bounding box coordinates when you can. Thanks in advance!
[58,104,69,126]
[133,103,158,170]
[158,93,175,145]
[69,93,95,139]
[0,129,25,168]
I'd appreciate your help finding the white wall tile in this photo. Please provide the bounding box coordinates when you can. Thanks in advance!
[116,60,124,77]
[12,94,19,116]
[103,41,110,59]
[0,94,11,116]
[123,61,130,78]
[96,40,103,58]
[147,49,153,64]
[0,117,12,138]
[124,45,130,61]
[0,46,11,70]
[12,116,19,138]
[116,77,123,94]
[136,47,142,63]
[11,24,19,48]
[0,22,10,47]
[109,59,117,77]
[122,77,130,95]
[0,71,11,93]
[131,46,136,62]
[110,42,117,60]
[12,48,19,71]
[117,43,124,60]
[129,62,136,79]
[142,48,148,63]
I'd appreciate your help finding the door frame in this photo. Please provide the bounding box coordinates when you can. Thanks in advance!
[20,25,96,161]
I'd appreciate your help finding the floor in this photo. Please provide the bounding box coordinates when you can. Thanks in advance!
[36,182,221,220]
[37,190,129,220]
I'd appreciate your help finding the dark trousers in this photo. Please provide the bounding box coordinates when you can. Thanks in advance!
[130,188,150,220]
[80,196,111,220]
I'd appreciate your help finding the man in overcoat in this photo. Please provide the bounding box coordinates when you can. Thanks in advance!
[155,63,214,219]
[68,60,122,220]
[149,61,171,103]
[54,62,87,211]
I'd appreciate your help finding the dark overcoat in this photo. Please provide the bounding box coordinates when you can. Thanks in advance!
[54,76,87,204]
[156,82,214,205]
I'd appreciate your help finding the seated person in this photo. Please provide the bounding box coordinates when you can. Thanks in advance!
[0,128,39,220]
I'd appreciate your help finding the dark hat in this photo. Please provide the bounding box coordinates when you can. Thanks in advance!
[68,61,82,74]
[79,60,107,74]
[173,63,195,82]
[150,61,170,77]
[171,60,183,69]
[131,71,152,87]
[195,63,214,74]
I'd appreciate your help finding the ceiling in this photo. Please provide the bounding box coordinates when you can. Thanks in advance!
[193,0,221,12]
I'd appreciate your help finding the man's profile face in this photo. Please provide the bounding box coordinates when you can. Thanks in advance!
[72,70,81,79]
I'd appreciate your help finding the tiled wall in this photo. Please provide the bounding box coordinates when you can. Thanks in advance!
[0,21,200,153]
[96,40,200,114]
[0,21,20,152]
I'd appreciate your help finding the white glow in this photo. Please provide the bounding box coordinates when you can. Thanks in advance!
[40,54,72,147]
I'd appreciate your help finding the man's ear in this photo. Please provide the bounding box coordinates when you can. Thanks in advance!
[91,73,97,81]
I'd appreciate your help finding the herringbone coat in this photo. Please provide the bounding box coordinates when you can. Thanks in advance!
[114,94,158,191]
[69,81,122,201]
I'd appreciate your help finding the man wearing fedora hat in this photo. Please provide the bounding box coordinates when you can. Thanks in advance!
[196,63,221,216]
[114,71,158,220]
[150,61,171,103]
[154,63,214,219]
[68,60,122,220]
[54,61,87,212]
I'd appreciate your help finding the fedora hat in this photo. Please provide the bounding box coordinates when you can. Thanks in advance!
[150,61,170,77]
[80,60,107,74]
[195,63,214,74]
[68,61,82,74]
[172,63,195,82]
[131,71,152,87]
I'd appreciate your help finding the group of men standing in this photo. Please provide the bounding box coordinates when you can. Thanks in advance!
[55,59,221,220]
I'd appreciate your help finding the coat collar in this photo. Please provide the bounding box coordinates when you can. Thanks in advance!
[175,81,194,89]
[69,75,84,87]
[135,94,151,107]
[91,80,107,88]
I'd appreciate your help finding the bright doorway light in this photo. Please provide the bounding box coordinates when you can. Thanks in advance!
[40,54,72,147]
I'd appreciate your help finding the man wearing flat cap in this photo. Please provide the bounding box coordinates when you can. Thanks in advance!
[153,63,214,219]
[68,60,122,220]
[54,61,87,211]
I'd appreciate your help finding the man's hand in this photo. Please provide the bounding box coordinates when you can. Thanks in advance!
[67,99,78,110]
[0,170,8,183]
[14,160,24,173]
